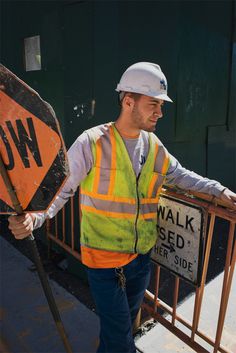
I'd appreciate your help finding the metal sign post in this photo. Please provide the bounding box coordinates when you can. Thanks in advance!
[151,194,207,286]
[0,64,73,353]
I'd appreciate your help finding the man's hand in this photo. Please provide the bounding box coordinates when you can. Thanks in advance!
[8,213,36,239]
[220,188,236,210]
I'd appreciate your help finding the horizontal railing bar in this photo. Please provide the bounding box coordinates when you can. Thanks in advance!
[47,232,81,261]
[163,188,236,222]
[144,290,230,353]
[142,302,210,353]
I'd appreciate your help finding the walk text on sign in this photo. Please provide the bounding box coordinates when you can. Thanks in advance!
[157,205,195,232]
[151,194,206,286]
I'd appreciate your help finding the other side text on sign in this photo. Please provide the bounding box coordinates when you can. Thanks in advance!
[151,194,206,286]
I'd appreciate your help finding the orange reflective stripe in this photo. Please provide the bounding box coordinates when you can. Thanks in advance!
[141,197,159,204]
[161,155,169,174]
[141,213,157,219]
[148,173,159,198]
[148,143,169,198]
[81,189,136,204]
[81,205,134,219]
[93,138,102,193]
[108,126,116,194]
[154,142,159,160]
[156,185,163,198]
[148,144,159,197]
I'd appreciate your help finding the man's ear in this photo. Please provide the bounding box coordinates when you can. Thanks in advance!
[122,94,135,110]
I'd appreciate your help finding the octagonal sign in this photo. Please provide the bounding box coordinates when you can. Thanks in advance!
[0,64,69,213]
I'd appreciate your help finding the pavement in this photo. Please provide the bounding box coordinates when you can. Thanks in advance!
[0,235,235,353]
[0,236,99,353]
[136,272,236,353]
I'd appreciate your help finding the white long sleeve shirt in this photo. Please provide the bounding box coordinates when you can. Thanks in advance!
[34,126,225,229]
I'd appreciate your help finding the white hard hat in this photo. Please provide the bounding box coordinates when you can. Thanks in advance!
[116,62,173,102]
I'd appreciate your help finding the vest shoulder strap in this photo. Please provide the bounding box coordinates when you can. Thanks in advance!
[85,123,113,144]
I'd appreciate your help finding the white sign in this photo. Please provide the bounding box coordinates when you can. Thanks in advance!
[151,194,206,285]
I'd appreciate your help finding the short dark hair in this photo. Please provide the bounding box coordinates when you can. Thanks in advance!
[118,91,141,106]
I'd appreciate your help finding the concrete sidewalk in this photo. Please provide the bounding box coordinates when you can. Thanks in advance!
[136,271,236,353]
[1,235,235,353]
[0,237,99,353]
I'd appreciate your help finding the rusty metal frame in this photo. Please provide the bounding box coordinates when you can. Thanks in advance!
[46,187,236,353]
[143,188,236,353]
[46,195,81,261]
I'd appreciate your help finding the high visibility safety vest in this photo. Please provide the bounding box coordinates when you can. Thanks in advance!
[80,123,170,254]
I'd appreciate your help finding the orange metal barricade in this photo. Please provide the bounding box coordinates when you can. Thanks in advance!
[143,188,236,353]
[46,188,236,353]
[46,195,81,261]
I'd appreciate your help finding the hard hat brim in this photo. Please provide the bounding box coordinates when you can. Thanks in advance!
[116,88,173,103]
[153,93,173,103]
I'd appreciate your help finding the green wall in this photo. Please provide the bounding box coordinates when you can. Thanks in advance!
[1,0,65,132]
[1,0,235,190]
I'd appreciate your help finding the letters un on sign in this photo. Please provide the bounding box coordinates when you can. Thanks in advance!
[151,194,206,286]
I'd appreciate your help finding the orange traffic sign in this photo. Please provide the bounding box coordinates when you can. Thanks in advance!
[0,64,69,213]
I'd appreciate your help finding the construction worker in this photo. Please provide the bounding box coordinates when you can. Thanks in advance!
[9,62,236,353]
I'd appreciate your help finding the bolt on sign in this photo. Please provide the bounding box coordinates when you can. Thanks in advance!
[0,64,69,213]
[151,194,207,286]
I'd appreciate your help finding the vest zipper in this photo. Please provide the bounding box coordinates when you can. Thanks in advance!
[134,174,140,253]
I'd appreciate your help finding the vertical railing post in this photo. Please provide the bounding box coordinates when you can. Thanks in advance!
[214,222,236,352]
[172,277,180,325]
[191,213,216,340]
[153,265,161,314]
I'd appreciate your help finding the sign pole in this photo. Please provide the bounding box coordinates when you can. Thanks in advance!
[0,153,73,353]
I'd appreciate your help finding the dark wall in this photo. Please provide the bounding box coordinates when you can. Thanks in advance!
[1,0,236,190]
[1,0,65,130]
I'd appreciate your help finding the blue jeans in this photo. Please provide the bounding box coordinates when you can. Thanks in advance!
[86,252,151,353]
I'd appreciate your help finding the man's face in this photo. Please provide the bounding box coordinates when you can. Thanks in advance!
[131,95,164,132]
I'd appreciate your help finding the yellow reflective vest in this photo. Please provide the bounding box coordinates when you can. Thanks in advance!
[80,123,170,254]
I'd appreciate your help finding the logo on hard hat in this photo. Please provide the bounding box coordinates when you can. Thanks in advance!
[160,79,167,91]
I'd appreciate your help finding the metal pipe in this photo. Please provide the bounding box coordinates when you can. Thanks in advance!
[191,213,215,340]
[0,153,73,353]
[172,276,179,325]
[214,222,236,352]
[153,265,160,314]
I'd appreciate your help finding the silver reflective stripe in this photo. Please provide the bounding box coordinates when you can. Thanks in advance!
[140,203,158,214]
[151,173,165,198]
[81,194,136,214]
[97,128,112,194]
[154,145,166,173]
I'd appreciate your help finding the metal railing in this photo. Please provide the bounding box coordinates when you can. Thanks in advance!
[46,193,81,262]
[143,188,236,353]
[46,188,236,353]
